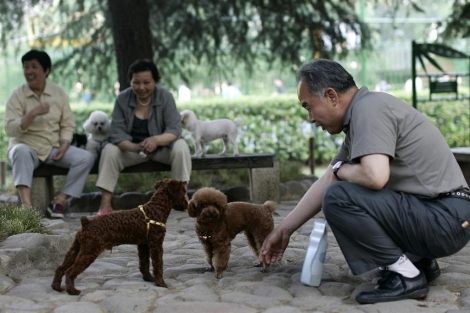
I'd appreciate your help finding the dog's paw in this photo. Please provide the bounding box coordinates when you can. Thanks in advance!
[51,282,63,292]
[215,272,223,279]
[142,274,155,282]
[205,266,215,272]
[66,287,81,296]
[155,280,168,288]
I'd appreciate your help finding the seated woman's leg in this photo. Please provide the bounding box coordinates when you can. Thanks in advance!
[43,146,95,218]
[7,144,41,208]
[52,146,95,199]
[95,144,145,214]
[152,138,191,182]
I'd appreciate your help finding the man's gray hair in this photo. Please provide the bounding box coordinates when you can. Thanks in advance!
[296,59,357,98]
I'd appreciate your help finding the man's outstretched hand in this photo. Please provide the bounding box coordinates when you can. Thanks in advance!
[259,226,291,265]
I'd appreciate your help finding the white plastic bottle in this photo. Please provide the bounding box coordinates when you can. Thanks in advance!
[300,219,328,287]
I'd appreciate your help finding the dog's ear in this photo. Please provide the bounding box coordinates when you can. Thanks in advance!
[218,199,228,216]
[214,189,228,215]
[154,179,168,190]
[181,113,188,126]
[154,179,185,196]
[187,199,198,217]
[83,117,93,134]
[166,179,185,196]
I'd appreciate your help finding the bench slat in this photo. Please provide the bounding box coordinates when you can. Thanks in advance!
[451,147,470,163]
[33,153,275,177]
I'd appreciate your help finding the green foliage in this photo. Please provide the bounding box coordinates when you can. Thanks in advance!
[0,0,370,96]
[179,95,313,161]
[442,1,470,40]
[2,93,469,195]
[420,102,470,147]
[0,203,48,242]
[180,96,340,163]
[279,160,309,182]
[1,94,469,165]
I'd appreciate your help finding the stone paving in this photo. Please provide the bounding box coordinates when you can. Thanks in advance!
[1,199,470,312]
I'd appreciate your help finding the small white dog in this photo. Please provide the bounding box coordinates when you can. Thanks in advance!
[180,109,243,157]
[83,110,111,159]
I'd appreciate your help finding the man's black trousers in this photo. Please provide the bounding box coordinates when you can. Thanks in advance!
[323,182,470,275]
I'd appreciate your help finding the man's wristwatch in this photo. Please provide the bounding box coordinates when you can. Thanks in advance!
[332,161,343,180]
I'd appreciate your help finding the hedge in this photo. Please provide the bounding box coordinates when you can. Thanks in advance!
[0,94,469,165]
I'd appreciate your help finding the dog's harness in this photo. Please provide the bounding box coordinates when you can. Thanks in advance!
[139,205,166,238]
[94,139,108,156]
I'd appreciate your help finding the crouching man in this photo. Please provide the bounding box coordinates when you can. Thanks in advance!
[259,58,470,304]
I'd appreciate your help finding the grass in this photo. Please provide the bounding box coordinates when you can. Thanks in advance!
[0,203,48,242]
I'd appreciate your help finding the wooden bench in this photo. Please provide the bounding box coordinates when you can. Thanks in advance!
[31,153,279,211]
[451,147,470,184]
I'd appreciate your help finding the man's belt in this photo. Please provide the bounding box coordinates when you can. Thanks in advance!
[438,189,470,228]
[439,189,470,201]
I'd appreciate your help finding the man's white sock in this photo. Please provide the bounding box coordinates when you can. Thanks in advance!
[387,254,420,278]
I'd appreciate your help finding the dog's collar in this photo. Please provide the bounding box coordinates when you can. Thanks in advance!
[139,205,166,238]
[197,230,213,241]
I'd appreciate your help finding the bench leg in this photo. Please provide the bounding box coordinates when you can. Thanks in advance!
[249,160,280,204]
[31,177,53,216]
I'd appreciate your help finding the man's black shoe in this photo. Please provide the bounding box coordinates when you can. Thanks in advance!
[356,271,429,304]
[413,258,441,283]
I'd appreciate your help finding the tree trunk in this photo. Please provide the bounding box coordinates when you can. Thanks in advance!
[313,28,325,59]
[107,0,154,91]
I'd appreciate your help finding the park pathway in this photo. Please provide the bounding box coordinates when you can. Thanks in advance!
[0,199,470,312]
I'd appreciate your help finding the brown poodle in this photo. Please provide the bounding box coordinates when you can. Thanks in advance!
[51,179,188,295]
[187,187,276,278]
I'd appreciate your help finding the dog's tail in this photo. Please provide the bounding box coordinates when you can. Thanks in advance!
[80,216,91,228]
[234,117,244,128]
[263,200,277,213]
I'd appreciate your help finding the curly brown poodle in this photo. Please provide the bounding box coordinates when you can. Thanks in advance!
[187,187,276,278]
[51,179,188,295]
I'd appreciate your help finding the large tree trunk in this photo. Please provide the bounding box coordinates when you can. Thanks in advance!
[108,0,153,91]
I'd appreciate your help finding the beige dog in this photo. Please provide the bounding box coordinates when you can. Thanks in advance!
[187,187,276,278]
[180,109,243,157]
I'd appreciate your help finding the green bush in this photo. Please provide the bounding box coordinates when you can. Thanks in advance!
[75,95,338,163]
[0,203,48,242]
[1,94,469,166]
